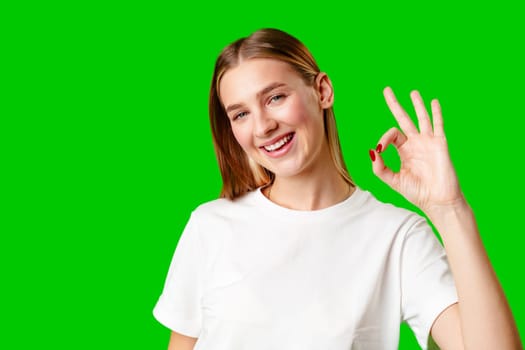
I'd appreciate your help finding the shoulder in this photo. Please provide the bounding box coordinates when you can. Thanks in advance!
[182,191,262,250]
[192,190,259,216]
[355,188,429,238]
[359,188,422,222]
[185,190,261,231]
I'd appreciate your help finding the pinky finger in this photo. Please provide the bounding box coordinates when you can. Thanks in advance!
[369,149,399,192]
[431,99,445,137]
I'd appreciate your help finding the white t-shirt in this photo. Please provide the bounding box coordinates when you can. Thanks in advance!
[153,187,458,350]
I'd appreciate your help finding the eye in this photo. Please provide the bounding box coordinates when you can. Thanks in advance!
[269,94,285,104]
[233,111,248,121]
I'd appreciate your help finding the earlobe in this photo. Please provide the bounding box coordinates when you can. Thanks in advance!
[316,72,334,108]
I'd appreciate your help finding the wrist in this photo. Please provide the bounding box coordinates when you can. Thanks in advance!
[425,198,481,246]
[424,196,472,223]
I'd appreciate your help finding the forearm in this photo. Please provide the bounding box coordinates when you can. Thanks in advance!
[427,200,522,349]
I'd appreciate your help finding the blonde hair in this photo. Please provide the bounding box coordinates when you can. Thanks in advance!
[209,28,353,199]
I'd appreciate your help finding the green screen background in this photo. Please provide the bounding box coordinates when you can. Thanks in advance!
[2,1,523,348]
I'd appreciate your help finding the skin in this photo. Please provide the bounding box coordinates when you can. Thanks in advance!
[371,88,522,349]
[167,331,197,350]
[220,58,351,210]
[166,59,522,349]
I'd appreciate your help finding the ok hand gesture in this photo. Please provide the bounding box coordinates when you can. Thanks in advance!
[370,87,465,214]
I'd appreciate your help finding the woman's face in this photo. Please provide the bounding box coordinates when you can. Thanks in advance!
[219,58,333,179]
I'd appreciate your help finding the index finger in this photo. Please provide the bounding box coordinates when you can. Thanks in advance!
[383,87,418,135]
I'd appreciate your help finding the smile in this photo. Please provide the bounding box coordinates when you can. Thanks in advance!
[262,133,294,152]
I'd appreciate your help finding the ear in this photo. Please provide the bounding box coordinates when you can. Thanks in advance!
[315,72,334,109]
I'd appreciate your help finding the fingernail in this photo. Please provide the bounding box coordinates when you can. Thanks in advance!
[369,150,376,162]
[376,144,382,153]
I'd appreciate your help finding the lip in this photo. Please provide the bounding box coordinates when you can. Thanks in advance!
[259,132,295,158]
[259,132,295,148]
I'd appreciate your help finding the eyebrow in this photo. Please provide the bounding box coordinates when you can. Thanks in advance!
[225,82,287,113]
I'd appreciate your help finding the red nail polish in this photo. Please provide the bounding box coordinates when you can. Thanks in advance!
[369,150,376,162]
[376,144,382,153]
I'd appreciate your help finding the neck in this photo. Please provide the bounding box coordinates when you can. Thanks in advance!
[266,149,354,211]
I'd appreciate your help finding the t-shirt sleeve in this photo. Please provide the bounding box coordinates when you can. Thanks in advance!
[400,216,458,349]
[153,212,204,338]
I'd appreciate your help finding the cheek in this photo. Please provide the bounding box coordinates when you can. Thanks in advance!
[231,125,252,151]
[282,95,322,127]
[274,98,311,125]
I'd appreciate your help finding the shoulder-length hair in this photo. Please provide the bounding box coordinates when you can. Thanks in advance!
[209,28,353,199]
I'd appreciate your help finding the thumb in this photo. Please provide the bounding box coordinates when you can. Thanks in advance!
[369,148,399,191]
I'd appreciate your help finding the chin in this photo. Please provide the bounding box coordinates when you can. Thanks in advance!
[251,151,311,178]
[265,163,308,179]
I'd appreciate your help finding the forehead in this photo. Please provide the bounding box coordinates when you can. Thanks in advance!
[219,58,304,106]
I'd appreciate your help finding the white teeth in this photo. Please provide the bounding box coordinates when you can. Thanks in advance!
[263,134,293,152]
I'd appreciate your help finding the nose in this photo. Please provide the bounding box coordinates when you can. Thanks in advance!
[254,110,278,138]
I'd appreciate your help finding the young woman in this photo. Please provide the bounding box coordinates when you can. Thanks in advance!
[153,28,522,349]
